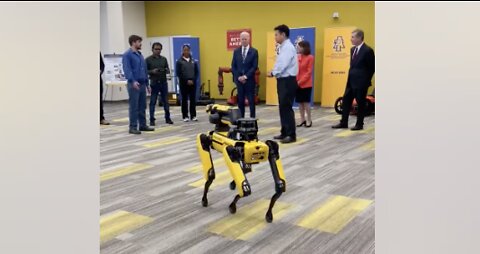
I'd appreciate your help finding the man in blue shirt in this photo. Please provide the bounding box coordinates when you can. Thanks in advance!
[268,24,298,144]
[122,35,154,134]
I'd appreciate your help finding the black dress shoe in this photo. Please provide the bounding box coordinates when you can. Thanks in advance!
[274,135,285,140]
[139,126,155,132]
[280,136,296,144]
[351,125,363,131]
[149,120,155,126]
[332,123,348,129]
[166,119,174,124]
[296,121,306,127]
[306,121,312,128]
[129,129,141,135]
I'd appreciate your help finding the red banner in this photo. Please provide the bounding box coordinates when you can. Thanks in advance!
[227,29,252,51]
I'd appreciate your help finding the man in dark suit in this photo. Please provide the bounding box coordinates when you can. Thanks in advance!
[332,29,375,131]
[231,31,258,118]
[100,52,109,125]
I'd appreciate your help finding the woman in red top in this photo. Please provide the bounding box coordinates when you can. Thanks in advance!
[296,41,314,127]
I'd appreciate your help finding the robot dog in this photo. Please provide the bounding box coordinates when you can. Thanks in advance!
[196,104,286,223]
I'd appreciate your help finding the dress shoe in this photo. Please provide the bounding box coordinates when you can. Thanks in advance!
[296,121,306,127]
[306,121,312,128]
[332,123,348,129]
[166,119,174,124]
[139,126,155,132]
[351,125,364,131]
[149,120,155,126]
[129,129,141,135]
[100,119,110,125]
[280,136,296,144]
[273,135,285,140]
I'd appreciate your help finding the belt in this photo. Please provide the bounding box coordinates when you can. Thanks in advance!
[277,76,296,80]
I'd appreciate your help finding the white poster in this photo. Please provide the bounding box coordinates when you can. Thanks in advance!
[103,54,126,84]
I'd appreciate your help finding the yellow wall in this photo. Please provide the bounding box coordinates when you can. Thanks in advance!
[145,1,374,103]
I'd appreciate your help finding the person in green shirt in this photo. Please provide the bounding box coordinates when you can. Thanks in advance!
[146,42,173,126]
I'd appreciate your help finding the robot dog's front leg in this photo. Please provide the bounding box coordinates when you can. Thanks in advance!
[265,140,287,223]
[196,134,215,207]
[223,145,251,214]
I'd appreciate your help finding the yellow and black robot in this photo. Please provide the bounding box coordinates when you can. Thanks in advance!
[196,104,286,223]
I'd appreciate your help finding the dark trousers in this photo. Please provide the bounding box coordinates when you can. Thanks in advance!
[127,82,147,130]
[341,85,369,127]
[100,77,105,121]
[277,76,298,137]
[236,81,256,118]
[179,80,197,119]
[149,81,170,122]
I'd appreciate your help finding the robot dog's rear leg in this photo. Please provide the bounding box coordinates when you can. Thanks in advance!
[196,134,215,207]
[265,140,287,223]
[223,146,251,214]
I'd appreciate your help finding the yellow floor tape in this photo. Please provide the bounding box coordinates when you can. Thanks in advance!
[297,195,372,234]
[335,126,375,138]
[142,137,189,148]
[100,163,153,182]
[208,199,293,241]
[100,210,153,244]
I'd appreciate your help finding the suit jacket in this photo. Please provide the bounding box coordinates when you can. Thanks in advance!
[347,43,375,89]
[231,46,258,85]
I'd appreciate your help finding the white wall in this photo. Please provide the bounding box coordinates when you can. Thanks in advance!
[122,1,146,50]
[100,1,146,55]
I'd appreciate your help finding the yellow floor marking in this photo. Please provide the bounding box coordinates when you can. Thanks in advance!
[278,137,309,148]
[208,199,293,240]
[327,115,342,121]
[186,158,225,174]
[257,127,281,136]
[112,117,129,123]
[142,137,189,148]
[188,169,231,189]
[335,126,375,138]
[100,210,153,244]
[100,163,153,182]
[361,140,375,151]
[297,195,372,234]
[144,125,181,134]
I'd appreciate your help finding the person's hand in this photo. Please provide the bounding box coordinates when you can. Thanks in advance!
[153,68,159,73]
[147,86,152,95]
[187,80,194,86]
[267,72,274,78]
[238,76,245,83]
[133,81,140,90]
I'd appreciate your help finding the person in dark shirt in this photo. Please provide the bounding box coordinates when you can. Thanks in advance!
[100,52,109,125]
[122,35,154,134]
[146,42,173,126]
[175,44,199,122]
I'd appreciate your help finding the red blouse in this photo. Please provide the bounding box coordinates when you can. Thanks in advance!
[296,54,314,89]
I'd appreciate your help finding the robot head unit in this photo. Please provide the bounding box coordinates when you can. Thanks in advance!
[206,104,258,141]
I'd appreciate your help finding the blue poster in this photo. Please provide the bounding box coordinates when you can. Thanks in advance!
[172,37,201,101]
[289,27,316,108]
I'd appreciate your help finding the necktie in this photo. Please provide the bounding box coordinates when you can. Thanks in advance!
[242,47,247,62]
[352,47,358,60]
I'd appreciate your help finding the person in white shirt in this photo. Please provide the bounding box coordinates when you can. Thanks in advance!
[268,24,299,144]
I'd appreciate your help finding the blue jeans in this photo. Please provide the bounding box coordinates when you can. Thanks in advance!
[149,81,170,122]
[236,81,256,118]
[127,82,147,130]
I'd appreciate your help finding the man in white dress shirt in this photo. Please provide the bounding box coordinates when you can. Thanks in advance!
[268,24,298,144]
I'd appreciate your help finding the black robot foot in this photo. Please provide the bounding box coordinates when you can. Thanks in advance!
[265,211,273,223]
[229,203,237,214]
[202,197,208,207]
